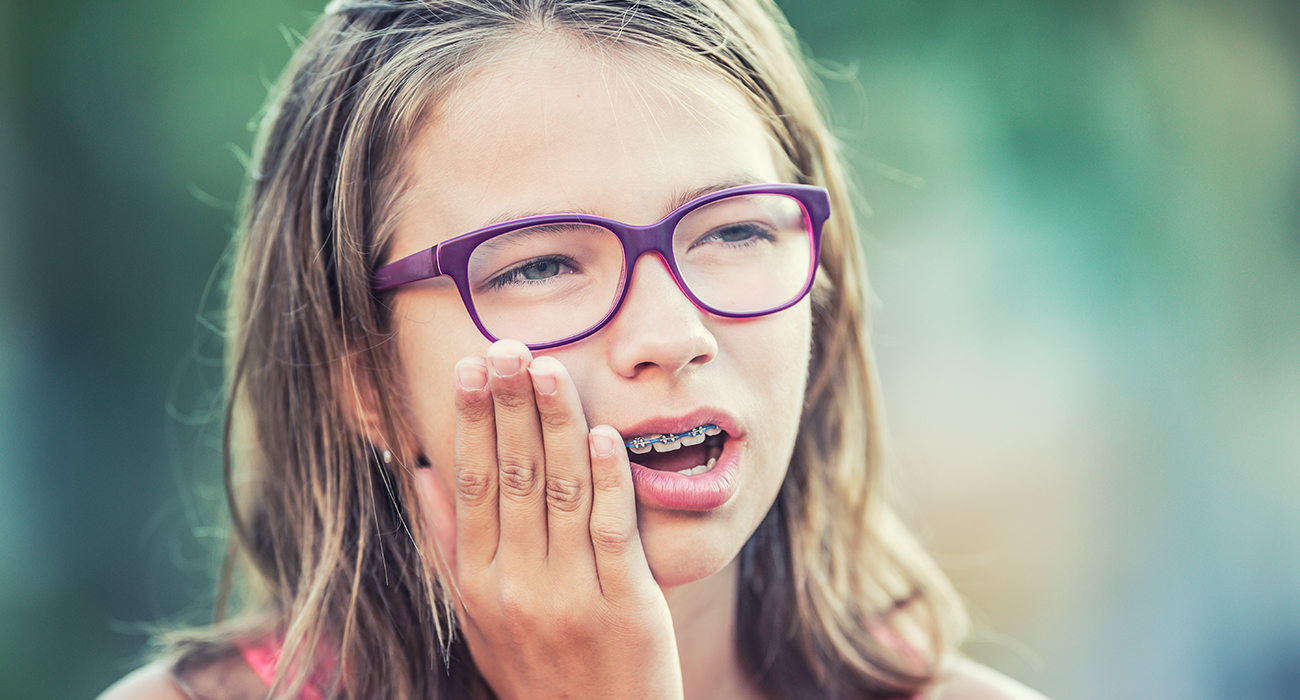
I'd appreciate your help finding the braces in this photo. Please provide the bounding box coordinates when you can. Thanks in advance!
[624,424,719,451]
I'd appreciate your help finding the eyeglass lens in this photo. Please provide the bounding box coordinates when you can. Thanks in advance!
[465,192,814,346]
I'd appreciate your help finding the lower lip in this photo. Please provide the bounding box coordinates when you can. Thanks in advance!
[628,436,742,511]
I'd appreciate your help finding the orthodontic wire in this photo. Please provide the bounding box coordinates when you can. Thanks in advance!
[624,424,719,450]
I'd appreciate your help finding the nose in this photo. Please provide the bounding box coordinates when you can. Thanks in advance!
[604,252,717,379]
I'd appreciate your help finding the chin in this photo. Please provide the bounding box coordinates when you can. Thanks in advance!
[637,509,753,590]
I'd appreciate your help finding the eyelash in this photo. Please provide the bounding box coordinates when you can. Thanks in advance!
[484,254,580,290]
[691,222,777,249]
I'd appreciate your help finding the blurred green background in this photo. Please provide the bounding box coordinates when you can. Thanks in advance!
[1,1,1297,698]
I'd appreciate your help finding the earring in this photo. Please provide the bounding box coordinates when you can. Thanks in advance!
[382,449,393,464]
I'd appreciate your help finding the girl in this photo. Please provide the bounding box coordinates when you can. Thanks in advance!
[102,1,1046,698]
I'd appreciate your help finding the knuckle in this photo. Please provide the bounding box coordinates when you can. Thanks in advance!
[496,582,536,630]
[544,608,597,647]
[492,388,533,411]
[590,467,624,494]
[455,467,495,505]
[589,520,635,553]
[537,406,573,431]
[545,475,586,513]
[455,392,494,420]
[597,607,658,644]
[498,458,540,496]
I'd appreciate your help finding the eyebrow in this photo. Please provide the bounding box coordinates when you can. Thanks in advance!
[470,223,578,256]
[478,173,768,228]
[666,174,766,212]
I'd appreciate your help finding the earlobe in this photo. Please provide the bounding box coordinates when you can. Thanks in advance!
[344,351,434,469]
[343,353,388,447]
[346,358,452,579]
[381,447,432,468]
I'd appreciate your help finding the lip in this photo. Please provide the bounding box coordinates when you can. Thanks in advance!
[615,408,744,512]
[618,408,742,443]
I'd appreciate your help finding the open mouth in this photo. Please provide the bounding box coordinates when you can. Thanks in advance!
[624,424,726,477]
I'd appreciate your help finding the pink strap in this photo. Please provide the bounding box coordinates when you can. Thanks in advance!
[238,637,328,700]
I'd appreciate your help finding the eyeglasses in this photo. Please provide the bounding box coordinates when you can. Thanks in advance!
[373,183,829,350]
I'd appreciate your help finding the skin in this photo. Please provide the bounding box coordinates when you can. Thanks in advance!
[383,36,810,700]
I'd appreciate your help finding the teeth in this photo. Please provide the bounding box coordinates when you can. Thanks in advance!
[652,439,682,453]
[676,457,718,477]
[624,423,721,452]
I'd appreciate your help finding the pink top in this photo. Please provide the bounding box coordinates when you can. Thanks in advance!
[238,638,329,700]
[238,634,926,699]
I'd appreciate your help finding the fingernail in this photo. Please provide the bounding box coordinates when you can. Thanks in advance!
[456,361,488,391]
[591,429,615,457]
[488,351,522,377]
[529,367,557,396]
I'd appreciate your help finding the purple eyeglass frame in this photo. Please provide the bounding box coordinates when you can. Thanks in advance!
[372,183,830,350]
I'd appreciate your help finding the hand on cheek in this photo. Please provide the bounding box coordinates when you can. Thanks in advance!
[449,339,684,700]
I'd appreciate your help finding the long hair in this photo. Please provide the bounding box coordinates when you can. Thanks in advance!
[172,1,968,698]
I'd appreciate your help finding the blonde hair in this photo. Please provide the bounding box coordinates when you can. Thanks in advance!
[176,1,968,698]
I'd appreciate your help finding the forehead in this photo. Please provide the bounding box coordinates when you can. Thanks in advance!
[390,35,786,252]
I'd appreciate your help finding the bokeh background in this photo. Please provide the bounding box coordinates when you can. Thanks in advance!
[2,0,1297,698]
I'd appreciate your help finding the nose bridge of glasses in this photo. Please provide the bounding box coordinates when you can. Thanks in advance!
[614,216,680,261]
[615,216,699,302]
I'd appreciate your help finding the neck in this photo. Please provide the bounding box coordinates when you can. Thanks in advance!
[663,558,762,700]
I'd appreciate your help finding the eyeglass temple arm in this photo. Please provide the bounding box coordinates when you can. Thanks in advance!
[373,247,441,292]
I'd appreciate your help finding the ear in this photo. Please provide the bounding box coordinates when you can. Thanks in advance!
[341,349,389,450]
[341,350,459,578]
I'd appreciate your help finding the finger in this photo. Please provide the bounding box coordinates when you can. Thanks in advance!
[486,339,548,563]
[453,356,499,574]
[586,425,652,596]
[527,355,595,573]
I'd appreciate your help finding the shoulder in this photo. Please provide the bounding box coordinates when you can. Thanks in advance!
[95,662,189,700]
[96,650,271,700]
[925,657,1051,700]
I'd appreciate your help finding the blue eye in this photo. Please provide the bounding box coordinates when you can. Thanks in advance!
[485,255,578,290]
[519,259,562,280]
[693,222,777,248]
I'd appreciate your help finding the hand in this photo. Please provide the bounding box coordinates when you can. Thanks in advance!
[449,339,684,700]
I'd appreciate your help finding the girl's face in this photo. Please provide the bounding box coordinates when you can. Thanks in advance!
[386,37,812,588]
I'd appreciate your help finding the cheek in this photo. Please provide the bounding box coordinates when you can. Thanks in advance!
[412,465,459,576]
[398,348,461,575]
[390,288,492,576]
[393,287,489,457]
[746,304,814,457]
[743,302,813,398]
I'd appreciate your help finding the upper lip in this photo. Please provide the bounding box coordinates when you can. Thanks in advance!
[614,407,742,442]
